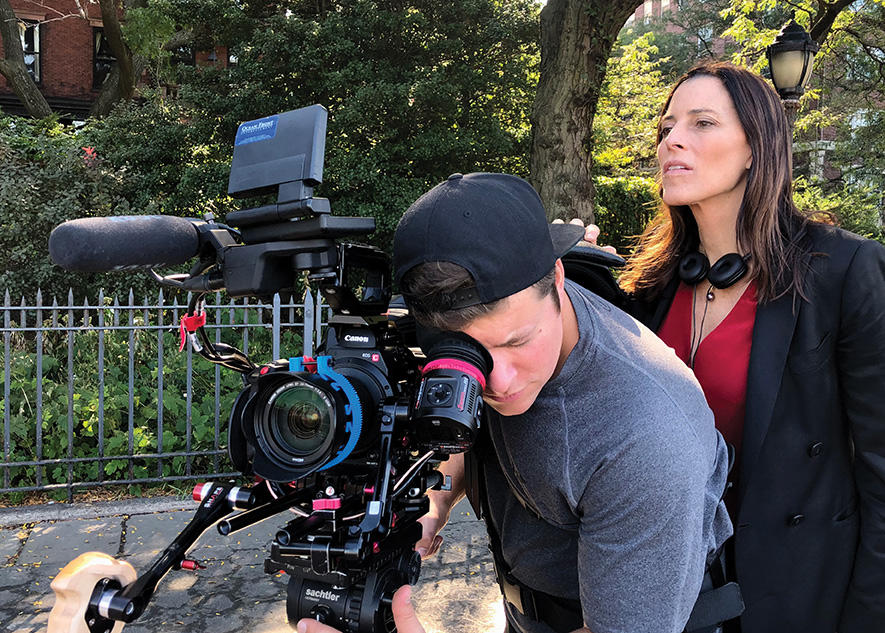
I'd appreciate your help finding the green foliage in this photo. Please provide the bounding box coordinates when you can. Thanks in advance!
[793,176,884,242]
[0,298,304,497]
[594,32,671,176]
[620,0,735,78]
[0,114,157,302]
[123,0,179,83]
[79,100,234,218]
[593,175,657,254]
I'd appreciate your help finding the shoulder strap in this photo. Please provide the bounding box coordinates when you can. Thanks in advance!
[561,246,628,309]
[465,430,584,632]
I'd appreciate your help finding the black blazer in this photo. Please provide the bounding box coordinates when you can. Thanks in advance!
[637,224,885,633]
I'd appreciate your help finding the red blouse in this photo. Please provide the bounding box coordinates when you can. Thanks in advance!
[657,281,758,469]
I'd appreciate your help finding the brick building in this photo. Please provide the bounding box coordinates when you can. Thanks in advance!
[0,0,120,118]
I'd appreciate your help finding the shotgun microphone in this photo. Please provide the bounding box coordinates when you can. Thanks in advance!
[49,215,203,272]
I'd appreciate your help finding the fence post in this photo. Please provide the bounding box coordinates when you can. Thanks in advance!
[66,289,75,500]
[315,292,324,348]
[156,289,165,478]
[303,289,314,358]
[97,289,106,483]
[3,291,10,490]
[128,289,135,482]
[272,293,281,360]
[35,290,44,489]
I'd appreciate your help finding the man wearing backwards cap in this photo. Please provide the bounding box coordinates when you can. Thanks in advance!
[299,173,733,633]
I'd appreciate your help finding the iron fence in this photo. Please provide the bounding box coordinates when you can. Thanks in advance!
[0,288,327,500]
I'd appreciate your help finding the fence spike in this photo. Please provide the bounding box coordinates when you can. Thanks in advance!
[36,288,42,307]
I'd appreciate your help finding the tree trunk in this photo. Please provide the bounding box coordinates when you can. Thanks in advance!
[91,0,136,111]
[0,0,52,118]
[530,0,641,222]
[89,54,148,117]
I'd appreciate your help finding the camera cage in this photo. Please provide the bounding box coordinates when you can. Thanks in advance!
[48,105,462,633]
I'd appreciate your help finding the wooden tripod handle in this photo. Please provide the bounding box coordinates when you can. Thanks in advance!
[48,552,137,633]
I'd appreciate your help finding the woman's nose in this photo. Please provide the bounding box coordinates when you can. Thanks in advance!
[663,125,685,149]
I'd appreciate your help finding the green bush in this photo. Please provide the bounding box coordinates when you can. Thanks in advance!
[0,115,150,302]
[593,175,658,255]
[79,100,235,219]
[793,176,884,243]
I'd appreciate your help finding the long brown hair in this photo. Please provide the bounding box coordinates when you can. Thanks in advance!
[620,60,813,303]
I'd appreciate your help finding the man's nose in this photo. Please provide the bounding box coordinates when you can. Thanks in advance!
[486,357,516,395]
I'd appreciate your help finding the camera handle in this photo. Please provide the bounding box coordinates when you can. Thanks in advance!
[48,483,256,633]
[358,402,406,536]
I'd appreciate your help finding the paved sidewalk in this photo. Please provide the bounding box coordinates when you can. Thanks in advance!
[0,497,502,633]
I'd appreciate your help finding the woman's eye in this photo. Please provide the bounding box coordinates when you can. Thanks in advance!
[660,127,672,138]
[696,119,713,127]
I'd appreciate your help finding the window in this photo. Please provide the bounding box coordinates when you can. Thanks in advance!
[93,28,115,88]
[697,25,714,55]
[661,0,671,12]
[644,0,653,20]
[20,20,41,83]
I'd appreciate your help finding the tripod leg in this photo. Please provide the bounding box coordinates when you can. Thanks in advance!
[48,552,137,633]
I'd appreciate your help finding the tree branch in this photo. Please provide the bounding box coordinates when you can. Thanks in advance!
[810,0,858,44]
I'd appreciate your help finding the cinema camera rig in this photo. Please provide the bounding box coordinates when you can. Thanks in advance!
[47,105,495,633]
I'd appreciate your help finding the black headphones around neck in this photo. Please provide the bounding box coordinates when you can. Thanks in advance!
[678,251,749,289]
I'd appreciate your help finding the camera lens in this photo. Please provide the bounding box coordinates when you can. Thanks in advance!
[259,380,338,470]
[241,361,386,482]
[269,385,333,455]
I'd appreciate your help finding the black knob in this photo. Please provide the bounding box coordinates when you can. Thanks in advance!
[788,514,805,527]
[808,442,824,457]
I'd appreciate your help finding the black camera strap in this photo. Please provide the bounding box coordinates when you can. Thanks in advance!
[464,433,584,633]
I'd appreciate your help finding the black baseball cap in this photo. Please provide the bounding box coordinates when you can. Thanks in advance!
[393,172,584,312]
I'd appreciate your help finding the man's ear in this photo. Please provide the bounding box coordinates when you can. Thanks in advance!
[554,259,566,289]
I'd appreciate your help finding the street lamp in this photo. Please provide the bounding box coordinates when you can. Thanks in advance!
[766,19,819,128]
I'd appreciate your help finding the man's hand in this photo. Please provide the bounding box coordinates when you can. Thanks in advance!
[414,452,466,559]
[296,585,425,633]
[416,512,446,559]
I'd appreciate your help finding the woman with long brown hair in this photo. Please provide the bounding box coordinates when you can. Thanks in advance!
[607,60,885,632]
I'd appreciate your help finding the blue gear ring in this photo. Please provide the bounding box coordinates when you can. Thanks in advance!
[289,356,363,470]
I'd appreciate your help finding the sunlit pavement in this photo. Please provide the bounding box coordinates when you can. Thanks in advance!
[0,498,503,633]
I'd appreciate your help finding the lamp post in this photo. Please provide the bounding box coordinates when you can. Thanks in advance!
[766,19,819,129]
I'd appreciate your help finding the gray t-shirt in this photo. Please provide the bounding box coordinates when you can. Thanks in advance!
[481,280,733,633]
